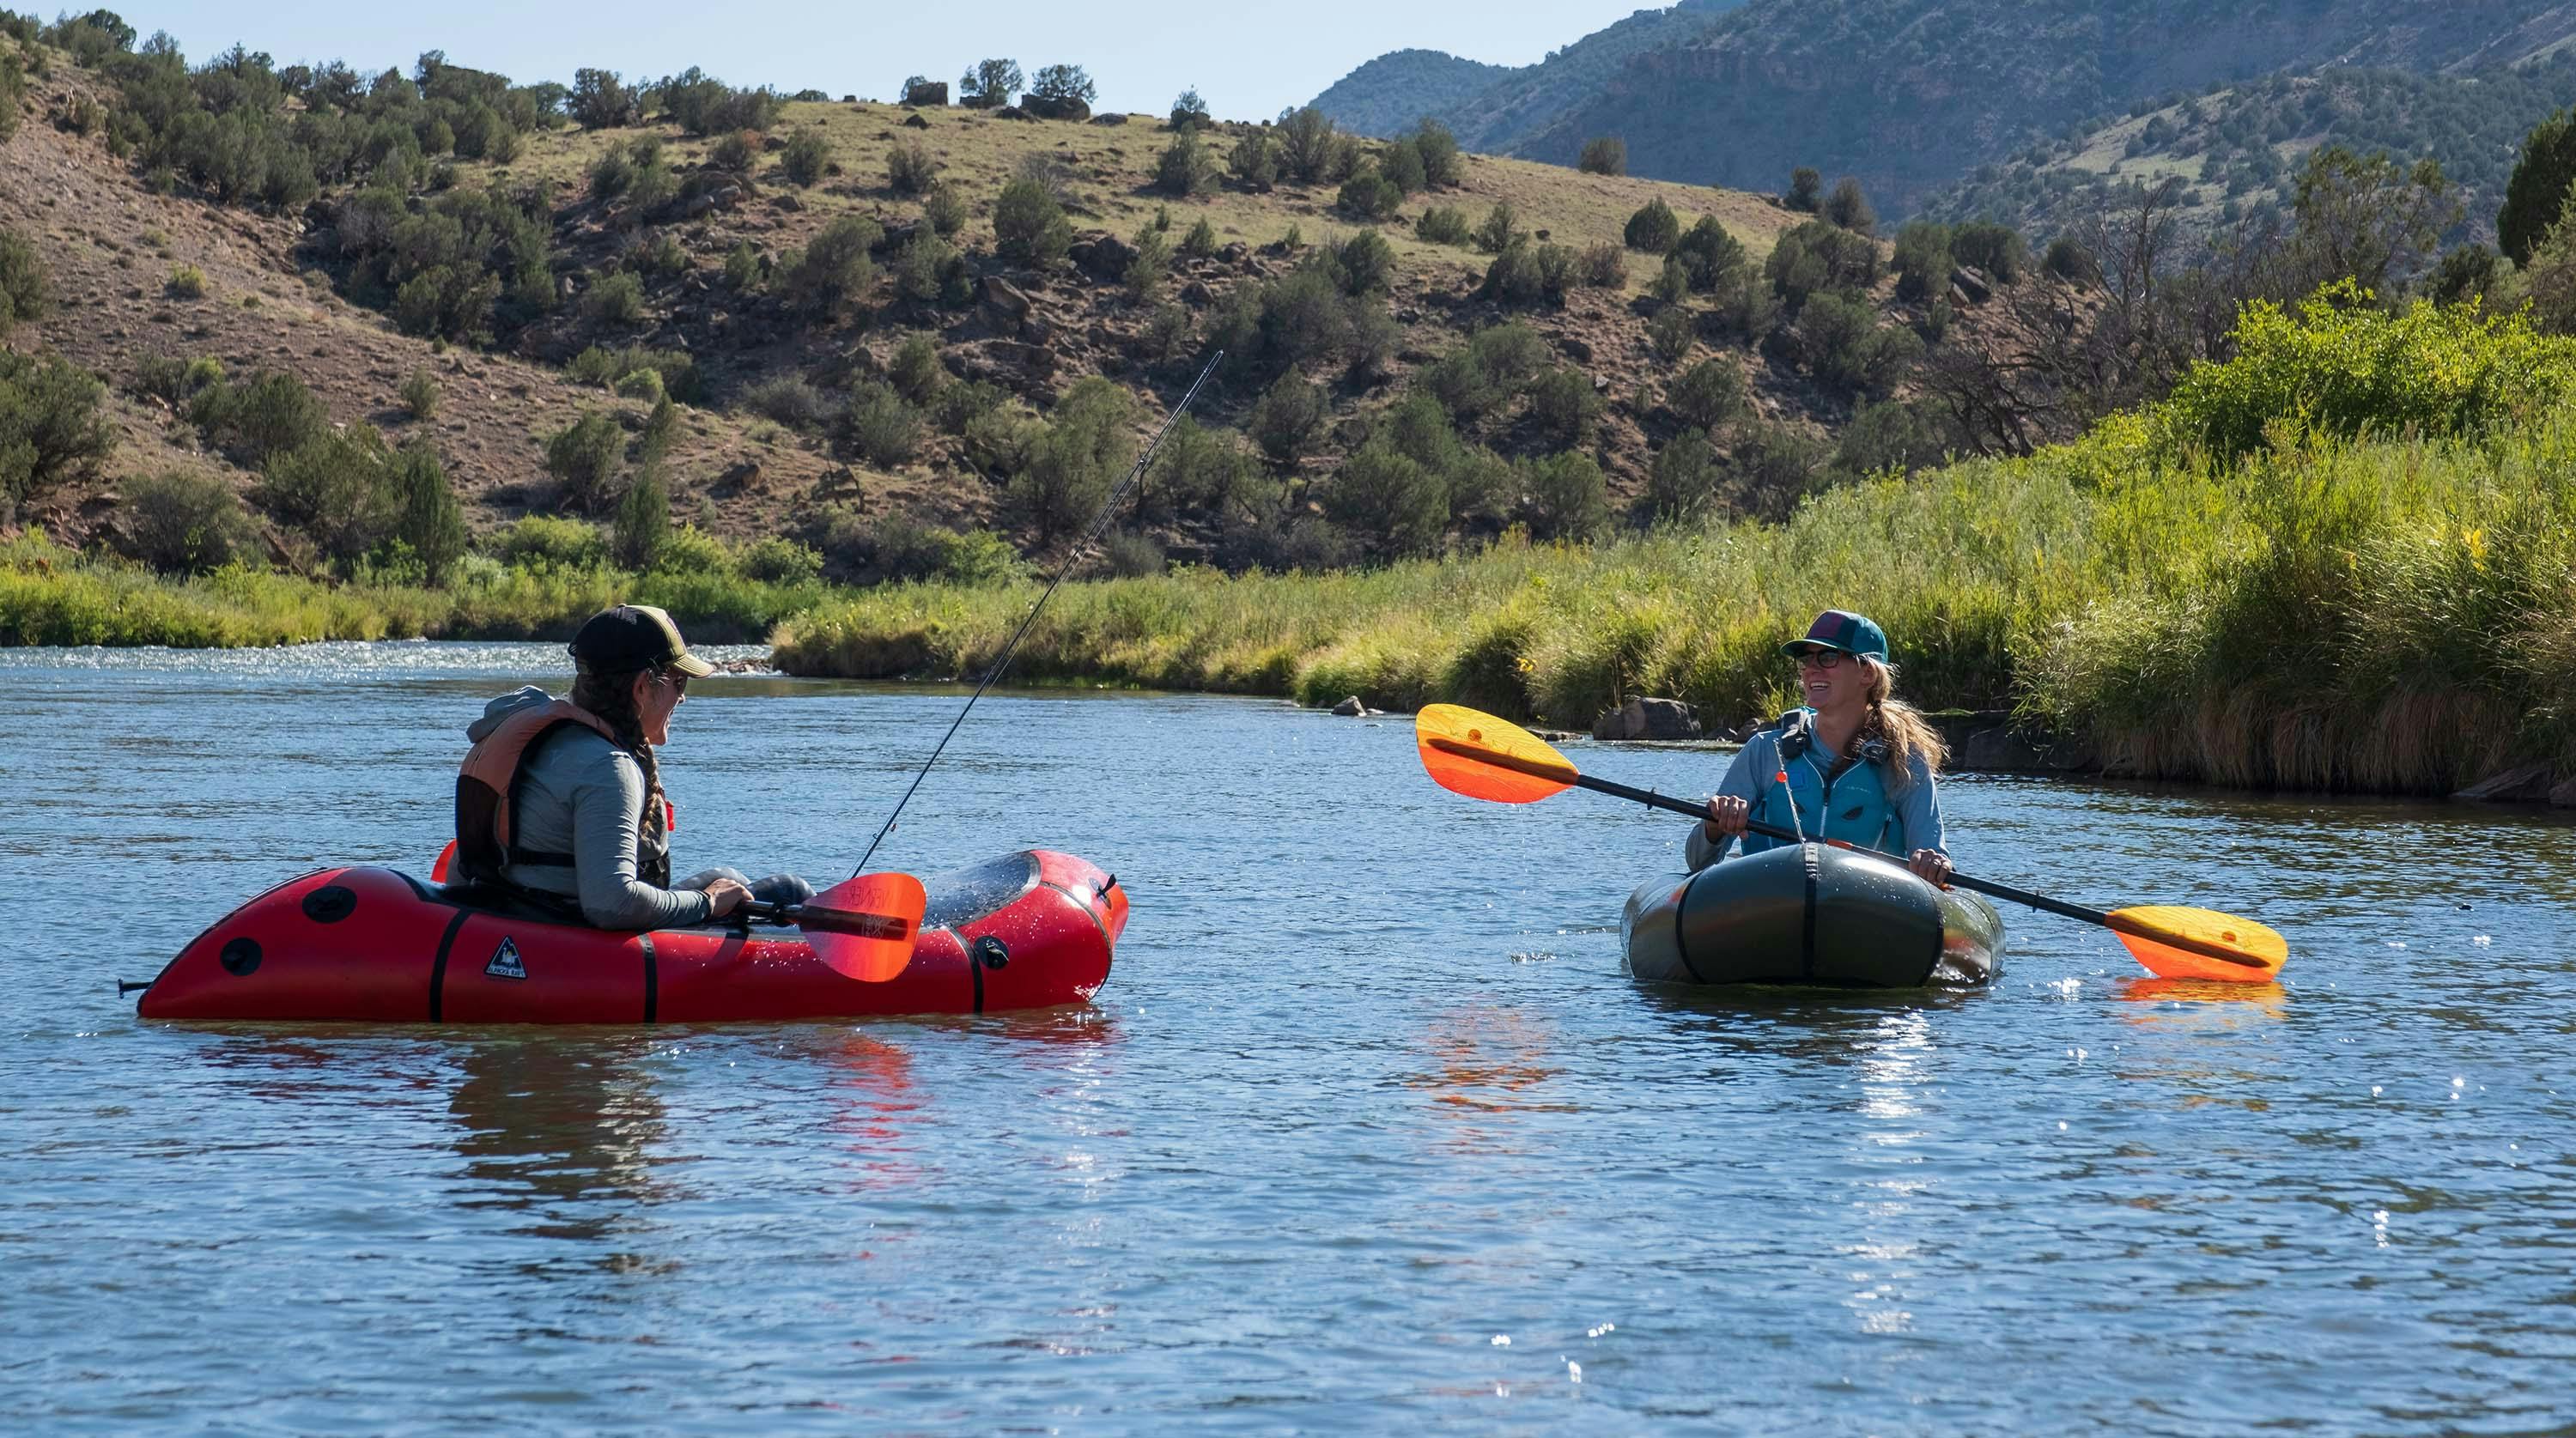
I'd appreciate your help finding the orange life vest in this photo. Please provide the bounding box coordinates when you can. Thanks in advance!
[453,701,670,889]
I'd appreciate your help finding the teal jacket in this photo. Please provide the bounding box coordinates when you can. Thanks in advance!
[1686,711,1947,871]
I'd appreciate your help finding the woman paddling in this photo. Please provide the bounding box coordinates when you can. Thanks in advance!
[1694,609,1953,888]
[453,604,811,929]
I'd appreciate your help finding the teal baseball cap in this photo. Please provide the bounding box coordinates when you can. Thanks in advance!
[1780,609,1888,661]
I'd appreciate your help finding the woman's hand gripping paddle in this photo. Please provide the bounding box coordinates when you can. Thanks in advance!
[744,872,928,982]
[1415,703,2287,983]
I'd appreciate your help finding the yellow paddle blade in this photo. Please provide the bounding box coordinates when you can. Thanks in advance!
[801,872,928,982]
[1416,704,1579,804]
[2107,906,2287,983]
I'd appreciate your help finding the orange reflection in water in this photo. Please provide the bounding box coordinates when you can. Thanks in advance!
[1403,1004,1571,1156]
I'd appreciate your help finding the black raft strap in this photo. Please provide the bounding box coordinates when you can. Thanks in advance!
[1799,843,1821,983]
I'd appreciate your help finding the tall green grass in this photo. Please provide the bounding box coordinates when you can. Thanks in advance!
[778,294,2576,795]
[0,532,829,646]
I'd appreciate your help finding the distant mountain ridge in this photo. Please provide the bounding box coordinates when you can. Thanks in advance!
[1311,0,2576,215]
[1306,49,1515,137]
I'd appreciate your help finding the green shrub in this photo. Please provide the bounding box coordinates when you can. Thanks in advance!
[1417,206,1468,246]
[494,514,608,569]
[845,379,923,467]
[780,128,831,187]
[922,182,968,237]
[1822,177,1874,234]
[1727,420,1827,521]
[1892,221,1953,302]
[260,428,395,561]
[1649,303,1697,365]
[386,442,467,584]
[565,344,702,402]
[1835,399,1947,477]
[1949,221,2029,283]
[544,410,624,511]
[1765,220,1880,306]
[1666,358,1744,430]
[1577,137,1626,177]
[586,269,645,325]
[934,378,1006,436]
[131,354,222,408]
[738,535,823,584]
[1413,322,1548,424]
[725,240,765,288]
[615,367,665,403]
[1413,120,1462,187]
[1156,129,1212,197]
[994,177,1072,269]
[1337,229,1395,295]
[1278,106,1339,184]
[1800,290,1923,392]
[1141,416,1258,521]
[1381,137,1427,196]
[1473,201,1518,254]
[1179,217,1218,259]
[1124,225,1172,300]
[1577,241,1626,288]
[1528,366,1601,451]
[588,145,636,200]
[1522,452,1607,540]
[612,464,669,569]
[887,140,934,196]
[0,228,45,336]
[1012,377,1136,538]
[893,232,970,306]
[1170,89,1212,130]
[1785,167,1822,212]
[165,264,207,299]
[861,347,934,416]
[870,515,1027,586]
[2042,235,2100,284]
[738,374,832,429]
[120,470,255,573]
[1326,441,1448,556]
[399,367,440,420]
[1139,301,1194,361]
[191,370,327,468]
[1672,215,1747,294]
[1483,239,1573,306]
[2156,282,2576,464]
[708,130,757,175]
[778,215,882,314]
[1645,428,1719,524]
[1249,371,1325,463]
[2500,108,2576,264]
[1228,130,1278,191]
[662,75,781,137]
[1624,199,1680,254]
[1336,169,1400,220]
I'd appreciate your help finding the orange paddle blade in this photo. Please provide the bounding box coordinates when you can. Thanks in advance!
[430,840,457,884]
[800,872,928,982]
[1416,704,1579,804]
[2107,906,2287,983]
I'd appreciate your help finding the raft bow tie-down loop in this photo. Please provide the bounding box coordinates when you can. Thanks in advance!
[1413,703,2288,983]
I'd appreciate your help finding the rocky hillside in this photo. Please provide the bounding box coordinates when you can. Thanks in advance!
[1,15,2065,588]
[1307,50,1514,139]
[1315,0,2576,216]
[1917,55,2576,246]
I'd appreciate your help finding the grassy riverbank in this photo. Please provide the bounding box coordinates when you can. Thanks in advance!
[0,531,829,647]
[775,294,2576,794]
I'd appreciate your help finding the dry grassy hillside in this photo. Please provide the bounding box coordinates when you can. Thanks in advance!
[1,28,2038,579]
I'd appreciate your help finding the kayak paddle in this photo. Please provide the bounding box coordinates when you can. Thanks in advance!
[1413,703,2287,983]
[429,840,927,982]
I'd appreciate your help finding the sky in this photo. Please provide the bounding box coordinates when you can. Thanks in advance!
[100,1,1668,121]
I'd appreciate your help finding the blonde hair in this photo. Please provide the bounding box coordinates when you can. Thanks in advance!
[1855,655,1946,795]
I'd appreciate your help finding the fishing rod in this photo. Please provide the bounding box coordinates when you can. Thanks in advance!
[851,349,1226,875]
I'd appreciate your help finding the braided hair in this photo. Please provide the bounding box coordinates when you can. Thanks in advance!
[571,660,668,852]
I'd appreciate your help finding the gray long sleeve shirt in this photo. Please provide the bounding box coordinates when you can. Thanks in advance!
[469,688,713,930]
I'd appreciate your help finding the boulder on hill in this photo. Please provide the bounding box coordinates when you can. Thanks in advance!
[902,80,949,106]
[1070,232,1138,282]
[1022,94,1091,122]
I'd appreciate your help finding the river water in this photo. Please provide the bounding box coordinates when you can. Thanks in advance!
[3,642,2573,1435]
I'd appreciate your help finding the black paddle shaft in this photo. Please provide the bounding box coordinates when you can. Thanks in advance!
[1570,772,2116,925]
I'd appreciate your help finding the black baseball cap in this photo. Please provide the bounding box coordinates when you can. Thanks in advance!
[569,604,715,677]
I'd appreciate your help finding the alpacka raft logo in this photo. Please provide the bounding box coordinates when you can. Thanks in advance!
[483,937,527,980]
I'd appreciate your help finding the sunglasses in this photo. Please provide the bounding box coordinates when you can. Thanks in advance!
[1789,646,1848,670]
